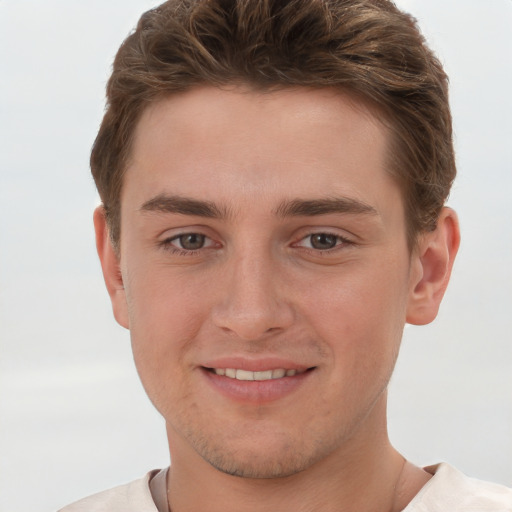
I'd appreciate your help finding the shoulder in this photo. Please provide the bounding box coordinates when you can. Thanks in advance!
[57,470,161,512]
[405,463,512,512]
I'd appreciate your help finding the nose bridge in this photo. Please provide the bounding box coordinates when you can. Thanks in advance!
[212,243,293,340]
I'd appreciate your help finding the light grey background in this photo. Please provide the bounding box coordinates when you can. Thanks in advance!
[1,1,511,511]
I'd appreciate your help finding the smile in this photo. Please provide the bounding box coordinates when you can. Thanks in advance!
[202,365,315,403]
[211,368,307,381]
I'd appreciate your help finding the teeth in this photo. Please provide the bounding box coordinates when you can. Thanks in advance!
[254,370,273,380]
[236,369,254,381]
[213,368,304,381]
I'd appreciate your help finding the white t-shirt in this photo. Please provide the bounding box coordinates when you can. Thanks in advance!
[58,463,512,511]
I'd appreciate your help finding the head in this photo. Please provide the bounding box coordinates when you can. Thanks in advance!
[93,0,460,482]
[91,0,455,252]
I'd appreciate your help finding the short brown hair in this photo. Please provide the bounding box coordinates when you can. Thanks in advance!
[91,0,455,249]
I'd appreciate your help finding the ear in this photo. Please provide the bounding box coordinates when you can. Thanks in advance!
[93,206,130,329]
[406,207,460,325]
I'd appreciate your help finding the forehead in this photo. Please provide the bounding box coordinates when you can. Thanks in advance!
[124,86,399,219]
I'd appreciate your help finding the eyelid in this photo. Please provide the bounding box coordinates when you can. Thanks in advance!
[168,232,215,245]
[293,230,355,251]
[159,229,220,254]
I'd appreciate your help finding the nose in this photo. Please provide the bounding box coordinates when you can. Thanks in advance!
[211,250,294,341]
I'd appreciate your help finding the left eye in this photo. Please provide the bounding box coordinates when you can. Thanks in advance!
[299,233,346,250]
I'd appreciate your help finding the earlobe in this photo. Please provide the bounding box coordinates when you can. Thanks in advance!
[406,207,460,326]
[93,206,130,329]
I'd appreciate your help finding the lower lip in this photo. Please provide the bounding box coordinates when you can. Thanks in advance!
[201,368,314,404]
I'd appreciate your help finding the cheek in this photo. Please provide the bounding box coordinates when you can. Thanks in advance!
[123,266,210,394]
[126,262,208,334]
[297,259,409,366]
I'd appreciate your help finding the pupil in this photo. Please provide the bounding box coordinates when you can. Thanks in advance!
[311,233,337,250]
[180,234,205,250]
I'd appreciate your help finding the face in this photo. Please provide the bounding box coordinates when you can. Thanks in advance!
[105,86,427,478]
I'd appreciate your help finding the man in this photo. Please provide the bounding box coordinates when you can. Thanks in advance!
[59,0,512,510]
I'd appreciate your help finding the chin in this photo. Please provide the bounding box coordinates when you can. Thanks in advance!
[189,430,330,479]
[204,450,315,479]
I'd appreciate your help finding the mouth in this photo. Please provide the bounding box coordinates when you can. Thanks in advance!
[206,367,311,381]
[201,364,316,403]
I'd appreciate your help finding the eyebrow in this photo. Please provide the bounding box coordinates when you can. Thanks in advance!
[274,197,378,217]
[139,194,378,219]
[140,194,230,219]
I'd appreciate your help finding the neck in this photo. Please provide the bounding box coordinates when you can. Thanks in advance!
[165,396,430,512]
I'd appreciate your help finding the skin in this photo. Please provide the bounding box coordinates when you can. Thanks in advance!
[95,86,459,511]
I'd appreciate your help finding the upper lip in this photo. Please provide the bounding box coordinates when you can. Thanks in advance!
[201,356,313,373]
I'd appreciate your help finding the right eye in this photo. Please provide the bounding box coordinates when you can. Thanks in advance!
[161,232,217,254]
[171,233,207,250]
[307,233,340,250]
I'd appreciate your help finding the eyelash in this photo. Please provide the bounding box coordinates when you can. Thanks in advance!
[294,232,354,254]
[159,231,354,257]
[159,233,216,256]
